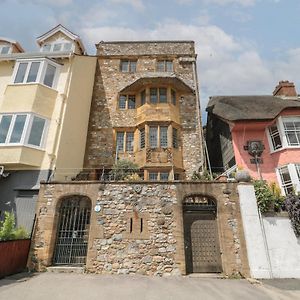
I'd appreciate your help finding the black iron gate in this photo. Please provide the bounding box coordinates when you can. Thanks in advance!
[183,195,222,274]
[53,196,91,266]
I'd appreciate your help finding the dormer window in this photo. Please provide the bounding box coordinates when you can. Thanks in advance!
[0,45,11,55]
[12,58,60,89]
[41,41,74,53]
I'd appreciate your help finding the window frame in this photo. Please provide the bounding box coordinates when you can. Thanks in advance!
[118,94,136,110]
[12,58,60,89]
[0,45,12,55]
[149,87,168,104]
[276,163,300,196]
[156,60,174,72]
[120,60,137,73]
[40,40,74,53]
[148,171,170,181]
[267,116,300,153]
[115,130,135,153]
[139,128,145,149]
[0,113,48,149]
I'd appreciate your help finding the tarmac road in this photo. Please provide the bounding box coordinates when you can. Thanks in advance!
[0,272,299,300]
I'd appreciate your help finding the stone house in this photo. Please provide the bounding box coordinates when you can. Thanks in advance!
[29,39,252,277]
[83,40,204,180]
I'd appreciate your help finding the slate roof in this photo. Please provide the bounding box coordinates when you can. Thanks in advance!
[206,95,300,121]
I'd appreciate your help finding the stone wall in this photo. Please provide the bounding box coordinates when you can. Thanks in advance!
[30,181,250,277]
[97,41,196,57]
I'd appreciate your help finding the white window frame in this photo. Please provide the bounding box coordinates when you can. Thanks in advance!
[276,163,300,196]
[0,44,12,55]
[40,40,74,53]
[267,116,300,153]
[0,113,49,149]
[12,58,60,89]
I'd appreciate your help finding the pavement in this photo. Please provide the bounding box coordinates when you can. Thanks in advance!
[0,272,300,300]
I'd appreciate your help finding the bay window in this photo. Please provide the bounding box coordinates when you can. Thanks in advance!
[277,164,300,195]
[140,128,145,149]
[12,58,60,89]
[148,171,170,181]
[268,116,300,151]
[0,113,48,148]
[150,88,167,104]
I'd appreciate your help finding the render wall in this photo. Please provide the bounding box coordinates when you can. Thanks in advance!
[30,181,249,277]
[238,184,300,278]
[262,216,300,278]
[54,55,97,181]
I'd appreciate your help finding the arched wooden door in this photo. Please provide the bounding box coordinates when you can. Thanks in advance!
[53,196,91,266]
[183,195,222,274]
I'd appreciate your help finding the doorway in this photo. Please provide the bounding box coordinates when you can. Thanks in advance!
[183,195,222,274]
[53,195,91,266]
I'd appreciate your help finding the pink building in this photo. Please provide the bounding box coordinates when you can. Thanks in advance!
[206,81,300,195]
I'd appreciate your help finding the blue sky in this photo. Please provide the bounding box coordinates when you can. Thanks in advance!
[1,0,299,119]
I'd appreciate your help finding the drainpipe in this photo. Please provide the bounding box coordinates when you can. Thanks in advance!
[192,55,207,174]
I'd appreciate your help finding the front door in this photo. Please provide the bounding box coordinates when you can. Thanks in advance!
[183,196,222,274]
[53,196,91,266]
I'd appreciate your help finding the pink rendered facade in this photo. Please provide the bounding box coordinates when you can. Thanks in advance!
[231,108,300,194]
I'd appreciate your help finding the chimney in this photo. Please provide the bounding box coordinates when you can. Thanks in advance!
[273,80,297,97]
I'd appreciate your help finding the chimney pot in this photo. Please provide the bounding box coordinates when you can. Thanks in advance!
[273,80,297,97]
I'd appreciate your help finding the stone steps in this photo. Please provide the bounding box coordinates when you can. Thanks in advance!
[47,266,84,274]
[187,273,224,278]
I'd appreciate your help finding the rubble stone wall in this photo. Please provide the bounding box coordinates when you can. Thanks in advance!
[30,181,250,277]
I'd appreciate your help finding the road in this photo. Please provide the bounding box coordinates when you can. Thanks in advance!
[0,272,299,300]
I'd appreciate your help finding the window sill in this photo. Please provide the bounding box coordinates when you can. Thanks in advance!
[270,145,300,154]
[8,82,58,92]
[0,144,45,151]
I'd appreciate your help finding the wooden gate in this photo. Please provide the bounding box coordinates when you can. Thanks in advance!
[53,196,91,266]
[183,195,222,274]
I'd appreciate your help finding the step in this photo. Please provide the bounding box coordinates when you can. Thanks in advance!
[187,273,224,278]
[47,266,84,274]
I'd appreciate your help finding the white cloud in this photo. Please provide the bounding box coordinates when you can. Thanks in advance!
[177,0,257,6]
[80,20,300,114]
[107,0,145,10]
[19,0,73,6]
[203,0,256,6]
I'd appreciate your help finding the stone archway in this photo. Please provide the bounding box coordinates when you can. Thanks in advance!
[52,195,91,266]
[183,194,222,274]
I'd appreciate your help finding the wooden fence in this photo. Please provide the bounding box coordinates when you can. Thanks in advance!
[0,239,31,278]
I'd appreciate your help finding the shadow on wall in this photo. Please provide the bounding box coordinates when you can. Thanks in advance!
[83,61,114,170]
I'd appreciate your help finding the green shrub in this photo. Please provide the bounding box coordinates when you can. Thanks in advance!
[110,159,139,181]
[285,194,300,237]
[191,170,214,181]
[0,211,29,241]
[253,180,285,213]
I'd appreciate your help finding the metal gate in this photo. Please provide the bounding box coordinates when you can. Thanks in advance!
[183,195,222,274]
[53,196,91,266]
